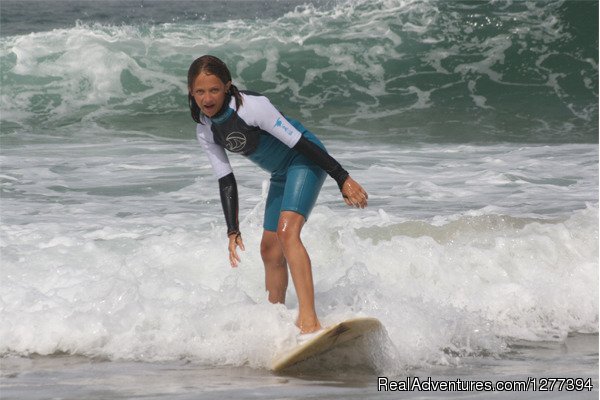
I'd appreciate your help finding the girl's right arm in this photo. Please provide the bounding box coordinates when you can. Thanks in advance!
[197,125,244,266]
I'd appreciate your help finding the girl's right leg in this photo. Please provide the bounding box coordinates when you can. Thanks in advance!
[262,173,288,304]
[260,230,288,304]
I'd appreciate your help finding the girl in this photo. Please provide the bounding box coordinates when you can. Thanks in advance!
[188,55,368,334]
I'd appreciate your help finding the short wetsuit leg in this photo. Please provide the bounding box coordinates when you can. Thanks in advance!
[280,152,326,217]
[263,121,327,232]
[264,174,286,232]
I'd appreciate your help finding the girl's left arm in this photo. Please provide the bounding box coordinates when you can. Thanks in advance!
[243,95,368,207]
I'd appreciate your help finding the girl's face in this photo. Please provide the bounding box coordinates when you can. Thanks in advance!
[190,72,231,117]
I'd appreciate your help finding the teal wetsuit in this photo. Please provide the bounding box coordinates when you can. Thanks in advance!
[260,118,327,231]
[196,91,348,233]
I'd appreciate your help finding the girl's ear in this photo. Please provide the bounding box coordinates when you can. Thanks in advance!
[225,81,232,93]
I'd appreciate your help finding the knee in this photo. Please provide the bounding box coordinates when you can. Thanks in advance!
[276,211,305,249]
[261,234,280,261]
[276,226,300,249]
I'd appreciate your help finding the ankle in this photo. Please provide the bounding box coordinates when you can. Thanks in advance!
[296,317,321,334]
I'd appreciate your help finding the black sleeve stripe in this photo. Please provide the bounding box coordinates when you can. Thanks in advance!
[293,136,349,190]
[218,172,240,235]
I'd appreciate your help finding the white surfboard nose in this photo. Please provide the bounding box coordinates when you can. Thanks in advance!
[271,317,383,371]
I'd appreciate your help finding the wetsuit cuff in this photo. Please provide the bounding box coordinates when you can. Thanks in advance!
[218,173,240,236]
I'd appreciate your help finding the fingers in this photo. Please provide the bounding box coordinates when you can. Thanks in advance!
[229,247,240,267]
[351,193,368,208]
[343,195,353,207]
[229,252,240,267]
[344,194,366,208]
[228,234,244,268]
[353,185,368,208]
[342,178,368,208]
[229,245,239,267]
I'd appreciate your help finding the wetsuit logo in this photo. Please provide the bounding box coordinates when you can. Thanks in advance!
[274,117,294,136]
[225,132,246,152]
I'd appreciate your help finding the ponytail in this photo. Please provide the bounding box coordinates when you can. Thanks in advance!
[188,92,202,124]
[229,83,243,111]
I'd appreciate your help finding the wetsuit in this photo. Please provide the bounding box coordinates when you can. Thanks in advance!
[196,91,348,233]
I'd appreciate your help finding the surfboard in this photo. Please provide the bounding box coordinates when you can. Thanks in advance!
[271,317,382,371]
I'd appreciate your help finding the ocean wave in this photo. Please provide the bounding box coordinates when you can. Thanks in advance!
[1,202,597,369]
[0,0,597,143]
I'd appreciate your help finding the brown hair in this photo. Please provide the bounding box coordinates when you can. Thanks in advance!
[187,55,243,123]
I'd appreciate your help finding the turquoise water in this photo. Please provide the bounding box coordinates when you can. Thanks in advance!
[1,0,597,144]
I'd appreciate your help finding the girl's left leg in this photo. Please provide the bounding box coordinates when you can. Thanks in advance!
[277,210,321,334]
[263,125,326,333]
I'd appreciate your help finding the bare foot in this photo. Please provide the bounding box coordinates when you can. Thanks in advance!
[296,316,322,334]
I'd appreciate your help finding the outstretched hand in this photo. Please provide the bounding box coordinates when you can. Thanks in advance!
[228,233,245,267]
[341,176,368,209]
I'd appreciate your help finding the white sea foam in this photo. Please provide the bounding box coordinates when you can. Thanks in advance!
[1,199,597,369]
[1,135,597,370]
